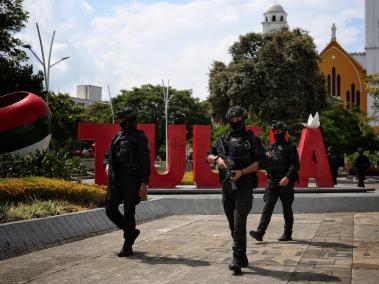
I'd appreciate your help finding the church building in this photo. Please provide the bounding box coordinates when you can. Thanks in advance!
[319,24,367,113]
[263,1,378,125]
[319,0,378,125]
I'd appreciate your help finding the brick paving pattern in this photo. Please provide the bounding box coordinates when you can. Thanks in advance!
[1,213,379,283]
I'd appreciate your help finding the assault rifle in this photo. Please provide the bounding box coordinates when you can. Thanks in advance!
[215,137,238,191]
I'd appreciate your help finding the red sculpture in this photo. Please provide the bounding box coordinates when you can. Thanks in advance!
[297,128,334,187]
[0,91,51,155]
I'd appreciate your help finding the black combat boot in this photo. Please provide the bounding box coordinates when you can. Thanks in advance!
[118,245,133,257]
[278,231,292,241]
[131,229,140,245]
[240,254,249,267]
[249,230,263,241]
[123,229,141,245]
[118,229,141,257]
[228,259,241,274]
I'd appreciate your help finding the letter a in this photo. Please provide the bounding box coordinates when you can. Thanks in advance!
[297,128,334,187]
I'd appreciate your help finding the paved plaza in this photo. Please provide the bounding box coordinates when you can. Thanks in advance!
[1,212,379,283]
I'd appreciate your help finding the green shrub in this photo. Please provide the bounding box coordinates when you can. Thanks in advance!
[0,177,106,206]
[0,151,85,180]
[0,198,88,223]
[346,151,379,168]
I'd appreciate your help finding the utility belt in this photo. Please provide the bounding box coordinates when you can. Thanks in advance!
[267,171,287,181]
[219,171,258,188]
[113,163,139,175]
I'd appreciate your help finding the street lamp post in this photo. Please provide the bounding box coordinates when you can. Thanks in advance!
[161,79,172,170]
[26,23,70,93]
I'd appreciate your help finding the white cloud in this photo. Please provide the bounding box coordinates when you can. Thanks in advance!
[19,0,365,100]
[80,1,94,13]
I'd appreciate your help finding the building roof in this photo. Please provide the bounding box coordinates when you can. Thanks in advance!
[264,4,287,15]
[320,40,366,74]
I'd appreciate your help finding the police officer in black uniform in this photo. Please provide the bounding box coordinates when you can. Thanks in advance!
[327,146,340,185]
[354,147,371,187]
[104,107,150,257]
[207,106,266,274]
[250,120,299,242]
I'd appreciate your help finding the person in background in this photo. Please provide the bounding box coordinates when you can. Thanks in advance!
[354,148,371,188]
[327,146,340,185]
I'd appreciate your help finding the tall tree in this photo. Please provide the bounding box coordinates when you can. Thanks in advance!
[0,0,44,96]
[364,73,379,122]
[320,98,379,155]
[208,61,230,123]
[0,0,28,61]
[47,92,87,151]
[208,28,327,125]
[84,102,113,123]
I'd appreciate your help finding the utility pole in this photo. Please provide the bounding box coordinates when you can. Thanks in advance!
[161,79,172,169]
[108,85,115,123]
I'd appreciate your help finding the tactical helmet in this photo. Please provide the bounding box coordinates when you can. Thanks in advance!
[225,106,248,120]
[272,120,288,132]
[115,107,137,121]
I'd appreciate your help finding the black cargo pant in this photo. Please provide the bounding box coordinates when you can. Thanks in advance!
[222,181,253,261]
[357,171,366,187]
[257,179,294,235]
[105,171,141,247]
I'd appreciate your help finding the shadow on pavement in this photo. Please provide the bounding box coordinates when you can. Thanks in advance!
[288,240,355,249]
[245,266,341,282]
[133,251,211,267]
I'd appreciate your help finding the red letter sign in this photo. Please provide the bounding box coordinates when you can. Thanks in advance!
[138,124,186,188]
[78,123,119,185]
[192,125,220,188]
[297,128,334,187]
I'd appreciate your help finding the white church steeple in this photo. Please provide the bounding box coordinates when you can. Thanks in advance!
[331,23,337,41]
[365,0,379,125]
[262,3,288,34]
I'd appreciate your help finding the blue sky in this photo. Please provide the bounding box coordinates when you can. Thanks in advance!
[18,0,365,100]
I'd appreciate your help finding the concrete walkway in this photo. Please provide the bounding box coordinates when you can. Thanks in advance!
[1,213,379,283]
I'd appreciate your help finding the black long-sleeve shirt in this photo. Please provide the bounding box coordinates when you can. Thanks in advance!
[104,128,151,184]
[266,141,300,182]
[207,129,266,186]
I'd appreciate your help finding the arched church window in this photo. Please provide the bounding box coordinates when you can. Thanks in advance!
[346,91,350,109]
[327,75,331,96]
[351,83,355,104]
[280,16,283,21]
[332,67,336,96]
[272,15,276,22]
[356,91,361,106]
[337,75,341,97]
[266,16,268,22]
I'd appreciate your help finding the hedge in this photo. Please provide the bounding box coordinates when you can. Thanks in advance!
[0,177,106,206]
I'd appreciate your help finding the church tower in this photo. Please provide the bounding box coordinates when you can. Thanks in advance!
[365,0,379,125]
[262,3,288,34]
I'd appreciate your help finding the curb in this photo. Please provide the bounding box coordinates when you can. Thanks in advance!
[0,198,169,259]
